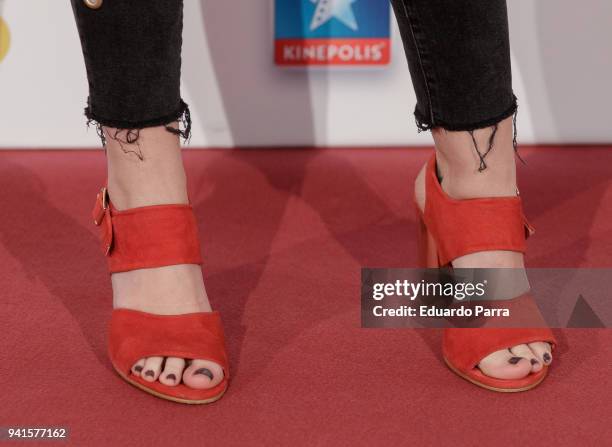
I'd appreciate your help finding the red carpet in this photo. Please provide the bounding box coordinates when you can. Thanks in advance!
[0,146,610,446]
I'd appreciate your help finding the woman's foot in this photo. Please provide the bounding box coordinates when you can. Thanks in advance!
[105,125,224,390]
[114,265,224,389]
[414,116,553,380]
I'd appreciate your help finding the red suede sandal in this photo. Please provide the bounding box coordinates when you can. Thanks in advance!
[92,187,229,404]
[416,154,556,392]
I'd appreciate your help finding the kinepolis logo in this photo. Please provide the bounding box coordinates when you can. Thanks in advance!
[274,0,390,66]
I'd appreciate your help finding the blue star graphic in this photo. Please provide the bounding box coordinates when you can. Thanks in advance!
[309,0,359,31]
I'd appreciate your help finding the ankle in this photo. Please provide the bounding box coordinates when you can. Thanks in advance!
[107,178,189,210]
[441,170,517,200]
[432,116,519,200]
[103,126,190,210]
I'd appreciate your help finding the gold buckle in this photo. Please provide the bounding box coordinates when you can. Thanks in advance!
[93,187,109,226]
[101,187,109,210]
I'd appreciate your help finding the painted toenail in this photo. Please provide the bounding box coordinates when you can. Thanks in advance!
[508,357,523,365]
[194,368,214,380]
[530,358,539,365]
[166,374,176,382]
[543,353,551,363]
[145,370,155,377]
[134,365,143,372]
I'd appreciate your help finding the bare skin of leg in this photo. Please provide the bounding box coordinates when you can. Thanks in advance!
[105,124,224,389]
[414,116,553,379]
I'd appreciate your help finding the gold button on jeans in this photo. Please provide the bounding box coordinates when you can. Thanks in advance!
[83,0,103,10]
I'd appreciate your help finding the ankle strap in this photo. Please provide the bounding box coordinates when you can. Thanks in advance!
[92,187,203,273]
[423,155,534,266]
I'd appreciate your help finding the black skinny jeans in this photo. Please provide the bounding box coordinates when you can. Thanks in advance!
[71,0,517,162]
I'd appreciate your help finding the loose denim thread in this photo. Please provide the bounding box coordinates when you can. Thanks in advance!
[85,103,193,160]
[86,117,107,147]
[417,107,523,173]
[165,102,192,143]
[512,107,525,166]
[469,124,498,172]
[108,128,143,160]
[86,119,144,160]
[469,107,523,172]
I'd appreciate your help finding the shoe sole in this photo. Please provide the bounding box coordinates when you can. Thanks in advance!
[113,365,227,405]
[443,356,548,393]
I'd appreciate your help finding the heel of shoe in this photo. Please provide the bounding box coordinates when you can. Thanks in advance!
[415,203,440,268]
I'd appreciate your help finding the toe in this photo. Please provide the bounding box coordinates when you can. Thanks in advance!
[159,357,186,387]
[478,348,532,380]
[528,342,553,366]
[510,344,542,373]
[141,356,164,382]
[131,358,146,377]
[182,359,224,390]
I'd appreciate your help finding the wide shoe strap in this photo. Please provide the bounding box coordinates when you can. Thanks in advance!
[92,187,203,273]
[422,154,535,266]
[109,308,229,400]
[443,293,557,372]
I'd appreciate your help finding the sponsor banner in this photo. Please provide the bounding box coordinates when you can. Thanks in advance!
[274,0,391,66]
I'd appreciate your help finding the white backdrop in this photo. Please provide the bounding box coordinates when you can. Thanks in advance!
[0,0,611,148]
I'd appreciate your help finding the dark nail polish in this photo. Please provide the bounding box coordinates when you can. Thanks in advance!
[508,357,523,365]
[145,370,155,377]
[194,368,214,380]
[134,365,143,372]
[543,353,551,363]
[530,358,539,366]
[166,374,176,382]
